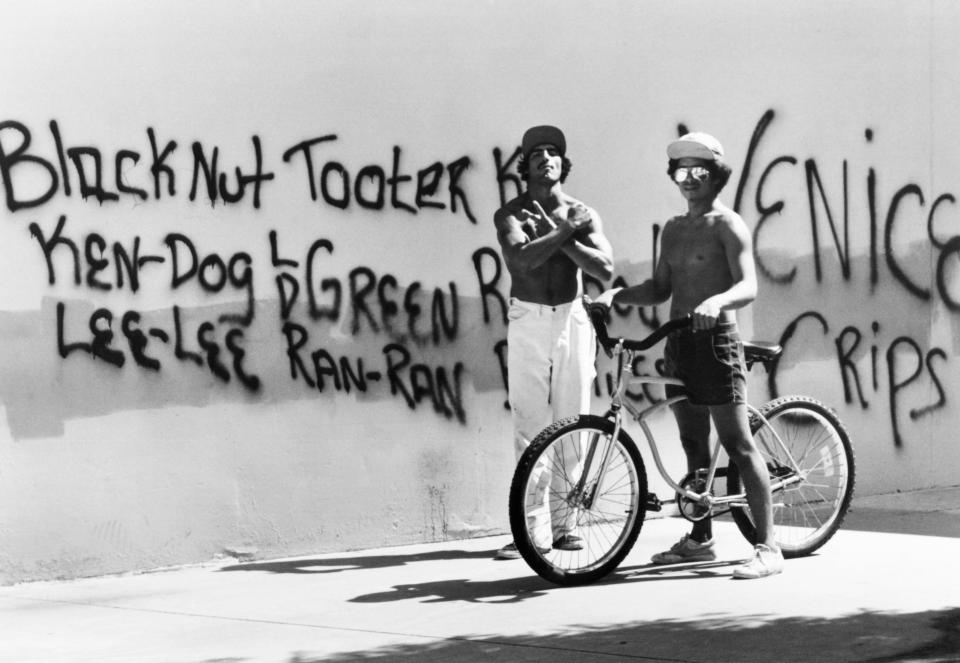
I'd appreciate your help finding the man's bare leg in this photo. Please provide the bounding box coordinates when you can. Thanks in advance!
[650,400,719,565]
[709,403,775,546]
[712,402,783,578]
[672,400,714,542]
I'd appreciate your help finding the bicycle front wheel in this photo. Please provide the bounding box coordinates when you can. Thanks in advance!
[508,415,647,586]
[727,396,855,558]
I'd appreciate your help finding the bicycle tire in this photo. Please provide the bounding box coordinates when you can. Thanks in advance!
[727,395,856,558]
[509,415,647,585]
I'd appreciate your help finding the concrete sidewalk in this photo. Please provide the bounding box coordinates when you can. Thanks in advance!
[1,487,959,663]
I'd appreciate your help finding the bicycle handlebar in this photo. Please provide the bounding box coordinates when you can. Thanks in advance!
[585,298,692,354]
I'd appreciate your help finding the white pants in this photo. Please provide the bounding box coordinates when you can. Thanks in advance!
[507,297,596,457]
[507,297,596,542]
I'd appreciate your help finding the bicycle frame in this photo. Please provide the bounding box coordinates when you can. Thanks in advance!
[511,304,853,585]
[580,339,805,515]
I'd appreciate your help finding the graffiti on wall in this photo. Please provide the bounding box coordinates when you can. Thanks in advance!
[0,110,955,445]
[730,109,953,447]
[0,119,519,428]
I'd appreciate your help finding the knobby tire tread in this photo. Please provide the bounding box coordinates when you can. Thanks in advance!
[508,415,647,585]
[728,395,856,558]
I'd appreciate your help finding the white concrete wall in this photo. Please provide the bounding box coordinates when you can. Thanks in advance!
[1,0,958,583]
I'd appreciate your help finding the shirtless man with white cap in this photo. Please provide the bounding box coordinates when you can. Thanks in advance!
[594,132,783,578]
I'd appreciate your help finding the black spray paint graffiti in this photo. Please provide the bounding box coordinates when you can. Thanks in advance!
[56,302,261,391]
[0,120,274,210]
[270,230,468,422]
[31,215,256,324]
[732,109,954,448]
[5,113,960,438]
[760,312,947,449]
[737,109,960,311]
[31,212,485,421]
[282,137,476,222]
[37,214,262,388]
[0,121,480,222]
[1,119,487,422]
[269,231,459,342]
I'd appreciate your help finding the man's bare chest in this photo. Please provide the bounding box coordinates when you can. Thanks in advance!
[665,229,725,270]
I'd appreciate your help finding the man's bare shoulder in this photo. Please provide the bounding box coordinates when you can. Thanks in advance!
[661,214,687,236]
[494,195,528,223]
[710,205,751,237]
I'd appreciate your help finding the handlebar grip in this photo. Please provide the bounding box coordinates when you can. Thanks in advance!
[586,303,616,352]
[586,303,691,353]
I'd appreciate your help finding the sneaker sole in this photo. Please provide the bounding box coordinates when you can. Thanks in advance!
[732,566,783,579]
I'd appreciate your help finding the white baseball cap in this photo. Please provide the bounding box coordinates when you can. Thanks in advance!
[667,132,724,161]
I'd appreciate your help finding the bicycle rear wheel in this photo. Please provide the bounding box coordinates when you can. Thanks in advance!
[727,396,855,557]
[509,415,647,585]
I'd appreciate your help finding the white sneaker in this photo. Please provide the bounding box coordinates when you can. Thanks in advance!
[494,542,520,560]
[651,534,716,564]
[732,544,784,579]
[494,541,549,560]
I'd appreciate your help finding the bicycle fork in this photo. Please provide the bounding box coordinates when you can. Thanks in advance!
[563,411,625,511]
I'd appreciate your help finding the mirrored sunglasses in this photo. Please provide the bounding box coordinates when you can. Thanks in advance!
[672,166,711,183]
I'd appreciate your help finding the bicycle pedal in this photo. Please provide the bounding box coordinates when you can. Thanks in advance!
[645,492,662,512]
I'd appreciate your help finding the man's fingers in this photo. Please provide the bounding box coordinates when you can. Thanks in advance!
[691,311,718,331]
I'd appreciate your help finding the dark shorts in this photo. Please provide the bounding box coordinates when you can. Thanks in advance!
[663,321,747,406]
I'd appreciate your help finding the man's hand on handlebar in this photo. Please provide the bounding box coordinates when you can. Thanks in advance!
[583,291,618,327]
[691,297,723,331]
[586,288,621,310]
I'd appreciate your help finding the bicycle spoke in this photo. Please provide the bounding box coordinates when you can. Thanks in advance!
[511,417,645,582]
[731,398,855,558]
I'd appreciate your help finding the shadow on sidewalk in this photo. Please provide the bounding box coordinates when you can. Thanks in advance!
[346,560,748,605]
[303,607,960,663]
[217,548,498,575]
[349,574,554,605]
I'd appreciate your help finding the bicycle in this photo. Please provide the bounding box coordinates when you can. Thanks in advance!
[508,301,856,585]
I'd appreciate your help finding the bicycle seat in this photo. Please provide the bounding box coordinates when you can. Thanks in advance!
[744,341,782,370]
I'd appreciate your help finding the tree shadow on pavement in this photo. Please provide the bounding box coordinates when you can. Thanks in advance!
[290,607,960,663]
[217,548,497,575]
